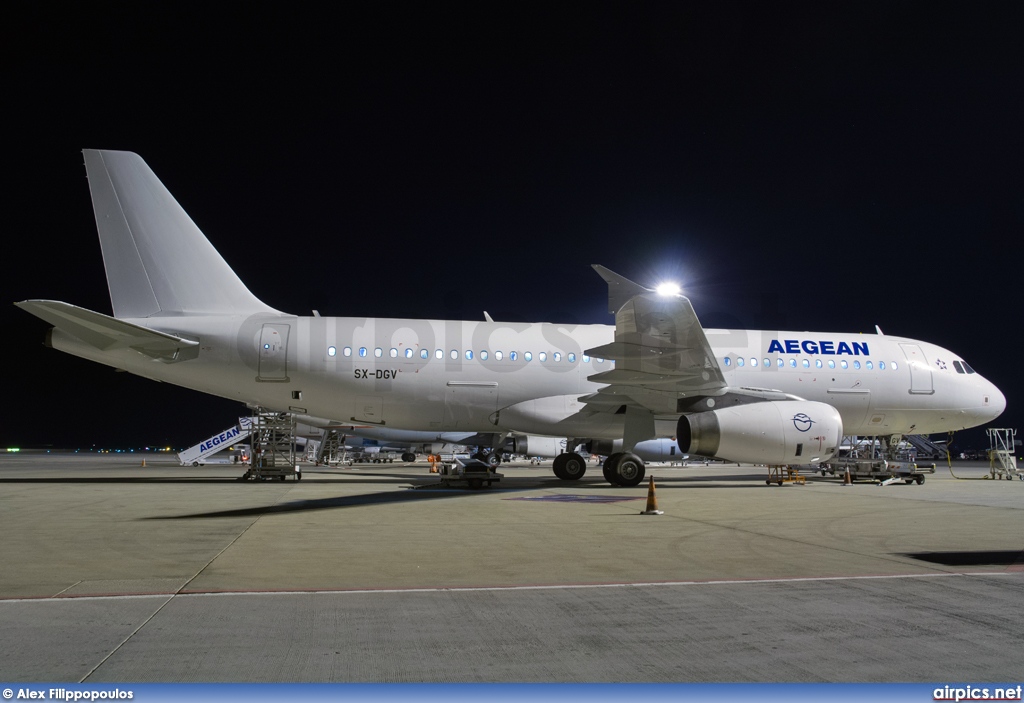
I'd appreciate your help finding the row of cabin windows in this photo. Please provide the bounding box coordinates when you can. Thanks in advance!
[723,356,899,371]
[325,346,606,364]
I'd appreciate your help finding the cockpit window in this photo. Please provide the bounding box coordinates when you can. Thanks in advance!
[953,360,965,374]
[963,361,976,374]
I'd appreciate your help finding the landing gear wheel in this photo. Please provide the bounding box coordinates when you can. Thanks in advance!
[484,451,501,468]
[603,453,623,485]
[561,452,586,480]
[552,454,568,480]
[401,452,416,463]
[603,452,645,487]
[916,475,925,485]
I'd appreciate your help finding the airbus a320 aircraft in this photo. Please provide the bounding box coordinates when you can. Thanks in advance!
[17,150,1006,486]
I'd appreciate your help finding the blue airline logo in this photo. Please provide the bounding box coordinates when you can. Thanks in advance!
[767,339,869,356]
[200,426,241,452]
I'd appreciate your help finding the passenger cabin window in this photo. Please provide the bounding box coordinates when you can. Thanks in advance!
[879,361,885,370]
[450,350,458,360]
[359,347,367,357]
[405,348,413,358]
[510,351,518,361]
[828,360,835,369]
[524,352,533,361]
[763,358,770,367]
[390,348,398,358]
[790,359,797,368]
[553,352,561,362]
[737,357,744,367]
[815,359,823,368]
[374,348,383,357]
[853,360,861,369]
[465,350,473,360]
[777,358,784,368]
[866,361,873,369]
[435,349,443,359]
[724,357,732,367]
[841,360,848,369]
[891,361,898,370]
[568,353,576,363]
[343,347,352,357]
[481,351,488,361]
[802,359,809,368]
[750,358,757,367]
[495,351,504,360]
[420,349,429,359]
[327,346,337,357]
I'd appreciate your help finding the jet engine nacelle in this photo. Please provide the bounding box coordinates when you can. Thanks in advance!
[677,400,843,465]
[507,435,565,458]
[586,438,685,462]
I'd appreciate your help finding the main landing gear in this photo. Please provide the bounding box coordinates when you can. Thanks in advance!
[602,452,646,487]
[552,452,587,480]
[471,451,502,468]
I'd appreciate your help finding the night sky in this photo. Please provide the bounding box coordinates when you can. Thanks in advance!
[5,3,1021,451]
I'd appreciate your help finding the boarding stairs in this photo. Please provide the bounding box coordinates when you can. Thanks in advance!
[987,428,1021,481]
[245,411,299,480]
[905,434,949,460]
[177,417,255,466]
[315,429,346,465]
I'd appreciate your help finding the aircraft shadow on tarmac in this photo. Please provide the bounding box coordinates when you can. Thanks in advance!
[144,473,795,521]
[901,550,1024,567]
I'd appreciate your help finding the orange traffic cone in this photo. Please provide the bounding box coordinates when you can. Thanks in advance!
[843,467,852,486]
[641,475,664,515]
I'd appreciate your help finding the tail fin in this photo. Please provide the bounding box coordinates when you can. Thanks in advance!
[83,149,277,318]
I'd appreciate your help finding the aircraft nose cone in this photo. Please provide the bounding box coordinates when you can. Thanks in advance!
[988,383,1007,421]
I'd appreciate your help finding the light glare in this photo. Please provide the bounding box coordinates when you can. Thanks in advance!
[655,282,682,297]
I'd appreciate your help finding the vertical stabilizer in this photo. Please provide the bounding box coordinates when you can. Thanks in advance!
[84,149,276,318]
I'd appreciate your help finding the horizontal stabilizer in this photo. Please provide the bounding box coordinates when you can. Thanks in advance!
[16,300,199,363]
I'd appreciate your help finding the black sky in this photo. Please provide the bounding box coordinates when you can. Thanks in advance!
[4,2,1022,450]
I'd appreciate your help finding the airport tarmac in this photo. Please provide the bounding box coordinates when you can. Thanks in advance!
[0,452,1022,682]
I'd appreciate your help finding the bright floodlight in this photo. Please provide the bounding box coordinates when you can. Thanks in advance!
[655,282,682,297]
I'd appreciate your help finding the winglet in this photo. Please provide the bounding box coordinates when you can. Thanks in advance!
[592,265,650,315]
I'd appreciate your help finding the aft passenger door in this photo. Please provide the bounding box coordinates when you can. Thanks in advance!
[258,323,290,382]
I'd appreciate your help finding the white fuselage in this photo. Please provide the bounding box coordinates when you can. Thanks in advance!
[50,311,1005,441]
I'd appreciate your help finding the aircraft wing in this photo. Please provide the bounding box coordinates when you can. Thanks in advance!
[582,266,726,417]
[16,299,199,363]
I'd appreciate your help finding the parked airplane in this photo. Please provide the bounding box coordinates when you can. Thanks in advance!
[17,150,1006,486]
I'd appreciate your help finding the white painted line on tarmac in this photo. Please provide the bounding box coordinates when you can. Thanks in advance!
[1,570,1019,603]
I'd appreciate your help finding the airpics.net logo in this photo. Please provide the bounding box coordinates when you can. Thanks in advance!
[934,685,1023,701]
